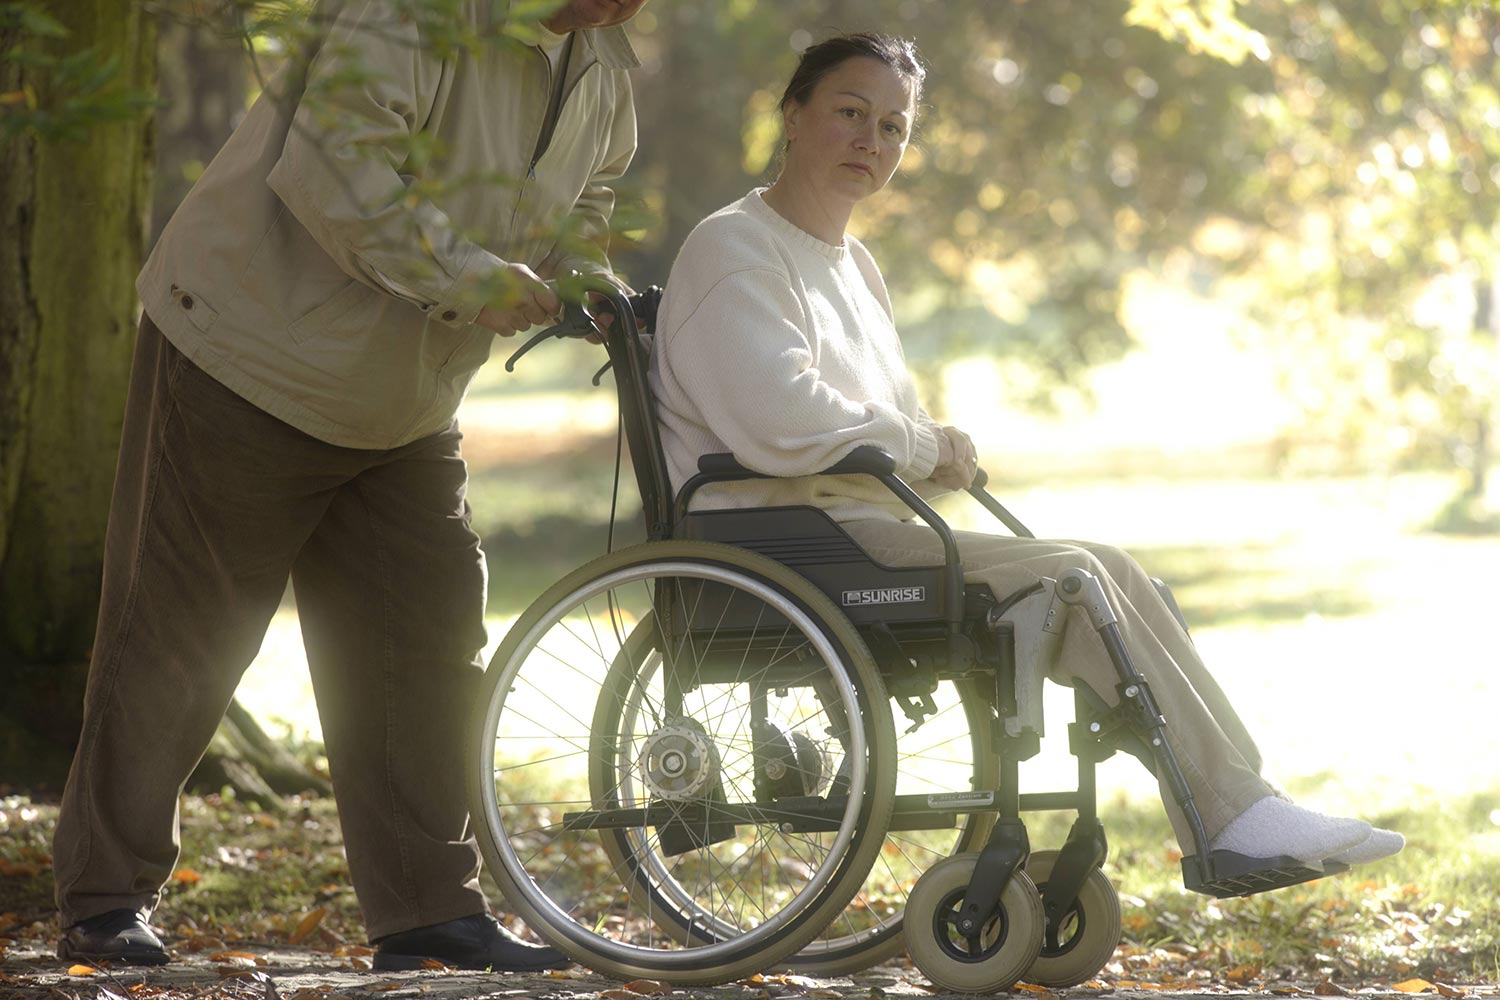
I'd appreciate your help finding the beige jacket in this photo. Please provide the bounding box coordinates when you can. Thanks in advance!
[137,0,638,448]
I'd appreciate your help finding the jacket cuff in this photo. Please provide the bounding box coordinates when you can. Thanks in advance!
[428,244,495,329]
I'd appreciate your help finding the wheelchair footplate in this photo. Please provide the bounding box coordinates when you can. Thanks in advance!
[1181,850,1350,898]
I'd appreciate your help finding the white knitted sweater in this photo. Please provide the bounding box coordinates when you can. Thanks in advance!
[650,190,944,523]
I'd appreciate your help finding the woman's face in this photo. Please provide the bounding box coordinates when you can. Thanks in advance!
[781,56,917,208]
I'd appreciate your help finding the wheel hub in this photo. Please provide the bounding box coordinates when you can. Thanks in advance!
[639,718,720,800]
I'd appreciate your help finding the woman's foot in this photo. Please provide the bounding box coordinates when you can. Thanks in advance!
[1327,827,1405,865]
[1210,797,1370,864]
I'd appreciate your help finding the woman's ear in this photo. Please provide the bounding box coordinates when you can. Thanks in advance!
[782,103,799,143]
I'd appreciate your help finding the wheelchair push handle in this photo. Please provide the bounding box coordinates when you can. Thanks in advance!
[502,274,651,373]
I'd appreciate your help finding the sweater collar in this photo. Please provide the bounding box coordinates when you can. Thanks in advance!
[747,189,847,262]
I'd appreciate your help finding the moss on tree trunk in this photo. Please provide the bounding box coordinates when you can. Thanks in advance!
[0,0,156,787]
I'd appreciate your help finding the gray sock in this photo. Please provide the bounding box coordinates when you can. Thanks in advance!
[1210,797,1371,864]
[1327,827,1404,866]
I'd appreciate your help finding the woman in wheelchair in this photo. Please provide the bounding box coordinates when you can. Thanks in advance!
[648,28,1401,912]
[468,30,1405,992]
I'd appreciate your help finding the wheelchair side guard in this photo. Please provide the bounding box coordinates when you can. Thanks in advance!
[992,582,1057,742]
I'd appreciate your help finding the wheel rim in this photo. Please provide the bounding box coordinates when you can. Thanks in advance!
[931,884,1011,962]
[474,554,886,972]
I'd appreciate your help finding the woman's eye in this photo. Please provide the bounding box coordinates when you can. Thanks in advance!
[840,107,861,118]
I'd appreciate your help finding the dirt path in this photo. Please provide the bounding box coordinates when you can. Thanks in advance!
[4,941,1493,1000]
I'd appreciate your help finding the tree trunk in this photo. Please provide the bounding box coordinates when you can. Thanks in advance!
[0,0,156,788]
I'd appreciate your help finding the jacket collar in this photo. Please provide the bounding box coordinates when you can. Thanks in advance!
[578,24,639,70]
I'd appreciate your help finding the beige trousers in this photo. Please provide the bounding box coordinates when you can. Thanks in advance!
[841,519,1274,850]
[53,317,490,938]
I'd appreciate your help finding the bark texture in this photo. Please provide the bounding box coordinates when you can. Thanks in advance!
[0,0,156,787]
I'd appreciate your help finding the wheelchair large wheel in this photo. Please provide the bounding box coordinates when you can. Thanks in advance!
[470,541,896,985]
[904,853,1045,993]
[593,643,997,977]
[784,678,998,975]
[1023,850,1121,987]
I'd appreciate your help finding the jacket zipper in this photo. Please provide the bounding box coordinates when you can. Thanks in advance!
[506,39,597,240]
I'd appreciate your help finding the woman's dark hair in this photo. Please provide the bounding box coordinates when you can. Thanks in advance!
[779,32,926,113]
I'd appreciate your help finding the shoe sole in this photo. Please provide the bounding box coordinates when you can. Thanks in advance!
[57,940,170,967]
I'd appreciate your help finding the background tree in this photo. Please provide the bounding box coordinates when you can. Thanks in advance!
[0,0,155,787]
[1223,0,1499,527]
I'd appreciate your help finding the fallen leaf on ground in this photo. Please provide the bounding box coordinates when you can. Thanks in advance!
[180,935,228,952]
[420,958,446,970]
[622,979,671,994]
[1435,985,1468,999]
[1226,963,1264,984]
[171,867,203,884]
[1315,980,1352,995]
[1395,980,1439,994]
[66,964,97,976]
[290,906,327,944]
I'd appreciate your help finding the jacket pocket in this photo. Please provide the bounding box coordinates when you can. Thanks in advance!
[287,281,371,346]
[169,284,220,333]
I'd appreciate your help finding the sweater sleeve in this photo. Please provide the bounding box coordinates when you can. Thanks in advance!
[663,266,943,478]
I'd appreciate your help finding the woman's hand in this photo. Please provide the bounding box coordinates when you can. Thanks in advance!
[476,263,562,337]
[929,424,979,490]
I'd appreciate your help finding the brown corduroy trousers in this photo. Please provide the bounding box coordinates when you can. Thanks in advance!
[53,316,490,940]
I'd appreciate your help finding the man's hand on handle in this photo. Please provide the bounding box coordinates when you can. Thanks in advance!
[475,263,563,337]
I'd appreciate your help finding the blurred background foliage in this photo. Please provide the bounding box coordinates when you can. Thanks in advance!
[6,0,1495,524]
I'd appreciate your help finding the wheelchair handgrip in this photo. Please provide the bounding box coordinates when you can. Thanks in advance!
[697,446,896,479]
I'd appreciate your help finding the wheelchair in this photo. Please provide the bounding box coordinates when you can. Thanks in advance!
[466,284,1348,989]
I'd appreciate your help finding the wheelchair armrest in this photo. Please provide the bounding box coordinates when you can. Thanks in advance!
[697,446,897,479]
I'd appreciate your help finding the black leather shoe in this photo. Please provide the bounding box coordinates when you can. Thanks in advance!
[372,913,570,972]
[57,909,169,966]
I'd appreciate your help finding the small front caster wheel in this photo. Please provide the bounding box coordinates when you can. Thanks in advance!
[1024,849,1123,987]
[905,852,1045,993]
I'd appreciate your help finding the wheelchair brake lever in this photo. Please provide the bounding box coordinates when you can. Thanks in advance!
[503,302,598,372]
[591,359,614,386]
[503,326,559,372]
